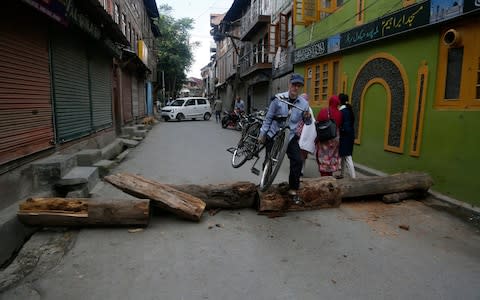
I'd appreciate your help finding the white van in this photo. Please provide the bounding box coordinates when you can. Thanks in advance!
[161,97,212,121]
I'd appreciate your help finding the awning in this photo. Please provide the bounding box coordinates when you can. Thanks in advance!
[121,49,150,74]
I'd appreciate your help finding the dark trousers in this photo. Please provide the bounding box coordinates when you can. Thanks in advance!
[215,110,221,122]
[286,136,302,190]
[265,135,302,190]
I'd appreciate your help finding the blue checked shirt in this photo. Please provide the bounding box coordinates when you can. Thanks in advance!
[259,92,312,142]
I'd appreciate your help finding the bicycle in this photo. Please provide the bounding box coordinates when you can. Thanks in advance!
[228,97,308,192]
[228,111,265,169]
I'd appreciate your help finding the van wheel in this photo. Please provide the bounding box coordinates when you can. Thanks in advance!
[203,112,211,121]
[176,113,185,121]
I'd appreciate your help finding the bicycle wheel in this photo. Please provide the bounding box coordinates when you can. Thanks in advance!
[231,122,261,168]
[259,127,290,191]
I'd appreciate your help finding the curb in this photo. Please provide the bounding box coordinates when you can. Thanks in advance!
[354,162,480,217]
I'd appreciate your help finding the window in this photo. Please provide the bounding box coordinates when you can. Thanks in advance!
[122,14,127,35]
[305,57,341,104]
[435,23,480,109]
[127,22,131,42]
[114,3,119,24]
[186,99,195,106]
[410,61,428,157]
[197,99,207,105]
[294,0,344,25]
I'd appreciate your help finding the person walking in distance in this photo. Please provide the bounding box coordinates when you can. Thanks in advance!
[315,95,342,177]
[213,98,222,123]
[338,93,356,178]
[258,74,311,204]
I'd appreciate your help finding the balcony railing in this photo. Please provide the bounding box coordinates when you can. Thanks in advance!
[239,44,274,77]
[240,0,271,41]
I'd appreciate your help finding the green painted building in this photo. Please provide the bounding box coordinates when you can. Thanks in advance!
[292,0,480,206]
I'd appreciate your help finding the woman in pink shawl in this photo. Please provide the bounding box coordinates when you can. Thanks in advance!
[315,95,342,176]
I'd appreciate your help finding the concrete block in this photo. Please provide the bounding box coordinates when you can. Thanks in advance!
[66,186,90,198]
[31,154,77,190]
[56,167,99,194]
[121,126,136,136]
[76,149,102,166]
[133,129,147,138]
[101,139,124,160]
[93,159,116,177]
[132,136,144,141]
[118,138,139,148]
[115,150,129,163]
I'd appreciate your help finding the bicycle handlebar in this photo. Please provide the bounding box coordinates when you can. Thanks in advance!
[276,97,308,113]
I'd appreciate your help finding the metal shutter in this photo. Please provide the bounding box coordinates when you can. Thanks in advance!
[132,76,139,119]
[89,54,113,130]
[122,70,132,123]
[51,32,91,143]
[138,78,146,117]
[0,7,53,164]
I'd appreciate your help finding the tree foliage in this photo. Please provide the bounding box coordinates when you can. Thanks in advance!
[155,4,197,99]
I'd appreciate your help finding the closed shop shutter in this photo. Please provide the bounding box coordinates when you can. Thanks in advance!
[132,76,139,119]
[51,31,91,143]
[138,78,146,117]
[89,53,113,130]
[0,7,53,164]
[122,71,132,123]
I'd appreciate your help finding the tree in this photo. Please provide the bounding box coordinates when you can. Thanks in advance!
[154,5,198,100]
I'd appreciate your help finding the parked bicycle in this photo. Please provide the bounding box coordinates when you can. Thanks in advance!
[227,97,307,192]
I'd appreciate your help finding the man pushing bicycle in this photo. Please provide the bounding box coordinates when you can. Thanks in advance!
[258,73,312,204]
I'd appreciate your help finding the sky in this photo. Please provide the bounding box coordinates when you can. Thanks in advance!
[155,0,234,79]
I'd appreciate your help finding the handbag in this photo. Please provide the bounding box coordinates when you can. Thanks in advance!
[315,109,337,142]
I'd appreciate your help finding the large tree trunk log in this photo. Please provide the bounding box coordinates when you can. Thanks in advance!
[105,173,206,221]
[337,172,433,198]
[257,172,432,211]
[258,178,342,212]
[17,198,149,226]
[170,182,257,209]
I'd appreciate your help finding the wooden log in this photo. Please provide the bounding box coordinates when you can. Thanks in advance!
[258,178,342,212]
[382,191,428,204]
[17,197,149,226]
[170,182,257,209]
[257,172,433,212]
[338,172,433,198]
[104,173,206,221]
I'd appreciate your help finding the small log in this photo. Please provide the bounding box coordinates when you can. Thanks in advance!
[171,182,257,209]
[104,173,206,221]
[17,197,149,226]
[382,191,427,204]
[258,178,342,212]
[338,172,433,199]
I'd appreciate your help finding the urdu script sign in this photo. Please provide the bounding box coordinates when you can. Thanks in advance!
[293,39,327,64]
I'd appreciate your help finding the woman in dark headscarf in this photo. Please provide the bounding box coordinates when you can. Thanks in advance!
[315,95,342,176]
[338,93,356,178]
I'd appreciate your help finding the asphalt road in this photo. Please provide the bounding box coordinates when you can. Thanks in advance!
[1,119,480,300]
